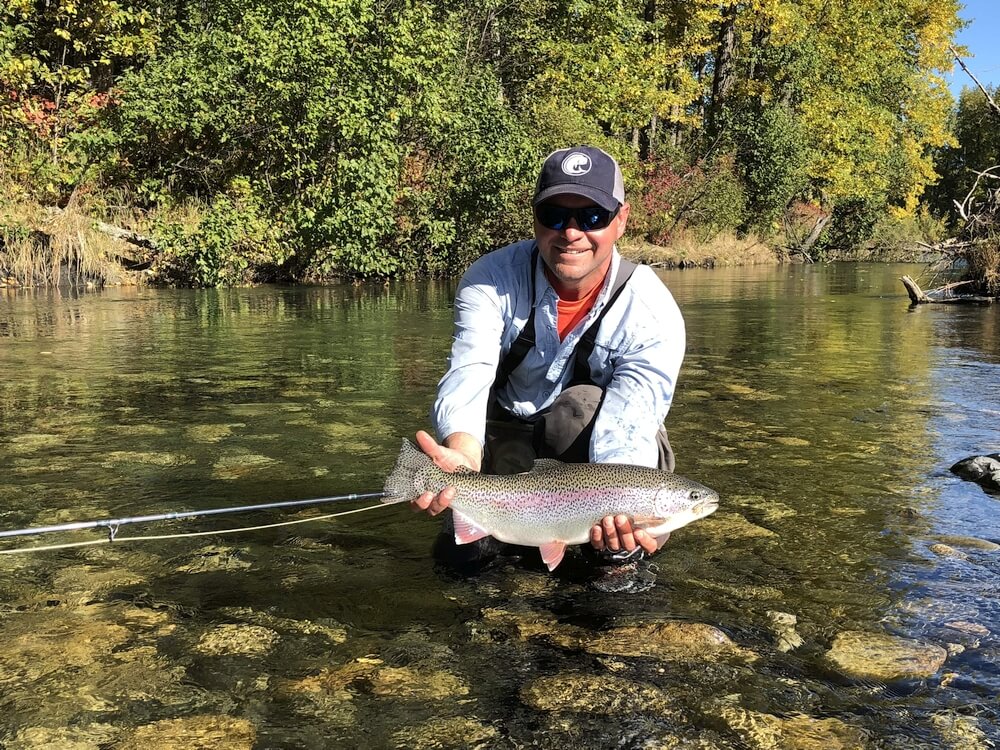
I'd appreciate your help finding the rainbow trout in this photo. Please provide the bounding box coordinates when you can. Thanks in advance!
[384,439,719,571]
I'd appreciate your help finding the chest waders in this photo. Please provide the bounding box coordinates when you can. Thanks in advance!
[483,248,676,475]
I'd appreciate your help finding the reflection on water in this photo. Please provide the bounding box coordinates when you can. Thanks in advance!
[1,265,998,748]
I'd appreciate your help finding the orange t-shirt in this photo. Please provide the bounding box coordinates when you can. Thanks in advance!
[556,279,605,341]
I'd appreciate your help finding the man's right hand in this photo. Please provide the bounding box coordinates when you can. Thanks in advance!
[410,430,481,516]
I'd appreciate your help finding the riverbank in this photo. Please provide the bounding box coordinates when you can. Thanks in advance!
[620,231,779,269]
[2,192,943,289]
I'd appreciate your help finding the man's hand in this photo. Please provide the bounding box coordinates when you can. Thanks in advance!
[590,514,669,556]
[410,430,481,516]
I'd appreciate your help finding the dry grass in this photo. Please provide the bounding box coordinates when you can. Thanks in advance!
[965,241,1000,296]
[0,186,142,288]
[620,227,779,268]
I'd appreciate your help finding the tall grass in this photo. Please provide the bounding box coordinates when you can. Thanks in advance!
[1,187,136,288]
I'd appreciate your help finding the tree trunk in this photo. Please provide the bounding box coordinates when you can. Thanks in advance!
[799,214,830,257]
[707,5,737,138]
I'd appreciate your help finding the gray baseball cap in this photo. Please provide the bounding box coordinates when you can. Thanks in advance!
[533,146,625,212]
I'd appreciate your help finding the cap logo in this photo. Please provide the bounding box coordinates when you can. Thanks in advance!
[561,152,592,176]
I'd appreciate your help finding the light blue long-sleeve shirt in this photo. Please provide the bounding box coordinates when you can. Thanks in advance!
[432,239,686,468]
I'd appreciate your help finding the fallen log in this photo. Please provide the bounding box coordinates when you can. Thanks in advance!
[900,275,996,305]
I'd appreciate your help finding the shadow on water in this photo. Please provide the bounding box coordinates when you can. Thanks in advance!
[1,265,998,747]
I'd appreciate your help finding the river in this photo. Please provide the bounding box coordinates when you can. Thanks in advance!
[1,263,998,748]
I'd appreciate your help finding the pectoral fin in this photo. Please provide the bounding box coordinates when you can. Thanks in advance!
[452,512,491,545]
[538,541,567,571]
[630,515,668,530]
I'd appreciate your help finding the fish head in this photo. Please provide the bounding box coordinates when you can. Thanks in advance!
[646,477,720,536]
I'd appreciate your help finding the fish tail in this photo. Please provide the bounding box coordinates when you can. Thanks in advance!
[383,438,435,502]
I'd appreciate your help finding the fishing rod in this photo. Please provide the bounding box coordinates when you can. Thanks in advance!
[0,491,393,541]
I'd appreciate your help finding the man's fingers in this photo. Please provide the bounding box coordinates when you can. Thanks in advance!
[590,524,603,549]
[634,529,658,555]
[615,514,638,551]
[434,485,456,514]
[602,516,619,551]
[410,485,455,516]
[410,491,434,512]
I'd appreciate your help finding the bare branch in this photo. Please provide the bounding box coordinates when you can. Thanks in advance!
[950,46,1000,121]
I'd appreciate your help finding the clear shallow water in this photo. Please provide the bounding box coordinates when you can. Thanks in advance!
[1,265,998,748]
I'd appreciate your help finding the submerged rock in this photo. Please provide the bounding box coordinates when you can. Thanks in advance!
[391,716,498,750]
[580,621,758,663]
[766,611,805,653]
[50,564,148,605]
[932,535,1000,552]
[931,713,994,750]
[824,630,947,681]
[194,623,280,656]
[477,607,585,647]
[217,606,347,645]
[478,608,756,663]
[115,715,255,750]
[186,424,236,443]
[928,543,968,560]
[175,545,253,573]
[714,703,871,749]
[368,665,470,699]
[521,672,676,718]
[211,451,279,480]
[10,723,119,749]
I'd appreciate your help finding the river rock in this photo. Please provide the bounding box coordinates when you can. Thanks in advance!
[933,535,1000,552]
[10,724,119,749]
[477,606,585,647]
[175,545,252,573]
[391,716,498,750]
[699,512,777,541]
[194,623,280,656]
[0,607,132,683]
[766,611,804,652]
[714,704,871,749]
[50,564,148,605]
[949,454,1000,493]
[115,715,255,750]
[217,606,347,645]
[824,630,947,681]
[931,713,994,750]
[368,665,469,699]
[211,451,279,480]
[520,672,676,718]
[580,621,758,663]
[928,543,968,560]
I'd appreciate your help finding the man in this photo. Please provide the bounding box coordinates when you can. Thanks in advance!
[411,145,685,578]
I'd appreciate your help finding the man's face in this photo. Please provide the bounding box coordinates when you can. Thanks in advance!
[534,194,630,299]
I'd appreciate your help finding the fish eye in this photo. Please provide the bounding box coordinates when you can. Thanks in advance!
[689,490,702,501]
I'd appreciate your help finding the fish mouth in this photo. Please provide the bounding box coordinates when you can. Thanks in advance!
[694,498,720,517]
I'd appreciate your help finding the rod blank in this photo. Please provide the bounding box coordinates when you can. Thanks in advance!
[0,491,390,539]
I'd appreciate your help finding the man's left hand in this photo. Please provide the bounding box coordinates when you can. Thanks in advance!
[590,514,668,556]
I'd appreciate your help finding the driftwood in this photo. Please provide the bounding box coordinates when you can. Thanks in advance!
[900,275,996,305]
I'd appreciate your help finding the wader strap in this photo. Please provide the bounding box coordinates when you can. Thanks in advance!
[491,255,637,414]
[493,246,539,394]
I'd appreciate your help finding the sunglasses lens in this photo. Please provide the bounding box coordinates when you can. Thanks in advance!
[579,207,610,231]
[536,204,571,230]
[536,204,616,231]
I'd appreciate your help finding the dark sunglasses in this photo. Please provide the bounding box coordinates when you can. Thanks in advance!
[535,203,620,232]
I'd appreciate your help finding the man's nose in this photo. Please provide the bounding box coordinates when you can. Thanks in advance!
[561,218,585,238]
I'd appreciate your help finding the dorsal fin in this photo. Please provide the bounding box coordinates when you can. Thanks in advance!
[452,465,477,475]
